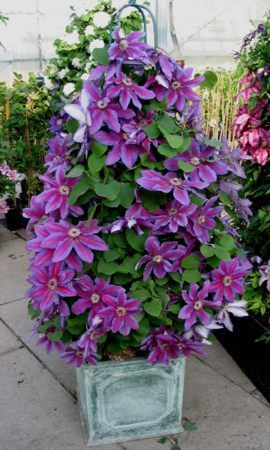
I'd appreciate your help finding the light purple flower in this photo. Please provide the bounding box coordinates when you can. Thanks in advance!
[36,333,65,354]
[77,327,104,359]
[96,129,142,168]
[141,326,182,365]
[41,219,108,264]
[23,196,45,230]
[216,300,248,331]
[151,201,197,233]
[64,84,92,143]
[138,236,182,280]
[108,203,151,235]
[179,281,216,330]
[38,167,83,219]
[188,197,222,243]
[60,344,97,367]
[98,290,141,336]
[45,136,72,173]
[259,261,270,291]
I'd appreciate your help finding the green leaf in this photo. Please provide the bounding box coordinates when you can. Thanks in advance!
[219,235,235,250]
[92,141,107,157]
[67,164,84,177]
[97,259,119,275]
[169,272,182,282]
[144,123,160,138]
[200,245,215,258]
[69,176,92,205]
[131,288,150,301]
[103,249,119,262]
[163,133,183,149]
[182,269,201,282]
[88,154,105,174]
[119,183,135,208]
[178,159,195,173]
[92,46,109,65]
[181,254,200,269]
[214,246,231,260]
[95,181,120,201]
[157,116,179,134]
[200,70,218,89]
[48,330,63,341]
[183,420,198,431]
[118,255,139,274]
[144,299,162,317]
[157,144,177,157]
[181,136,192,151]
[168,304,180,314]
[203,137,221,149]
[66,118,79,134]
[28,301,40,319]
[126,229,147,252]
[158,437,168,444]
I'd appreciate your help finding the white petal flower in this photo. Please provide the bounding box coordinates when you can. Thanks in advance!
[63,83,76,97]
[87,39,104,54]
[58,68,68,80]
[44,76,54,90]
[92,11,111,28]
[85,25,94,36]
[64,31,79,46]
[72,57,83,69]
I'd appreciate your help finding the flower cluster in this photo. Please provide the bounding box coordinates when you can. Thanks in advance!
[26,27,250,367]
[0,163,23,214]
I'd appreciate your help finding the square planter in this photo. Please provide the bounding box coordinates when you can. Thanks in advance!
[76,357,185,446]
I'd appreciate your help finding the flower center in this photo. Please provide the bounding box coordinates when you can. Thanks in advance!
[90,332,96,340]
[170,177,181,187]
[223,275,232,286]
[198,215,206,224]
[122,132,130,140]
[47,278,58,290]
[140,119,148,127]
[68,227,81,238]
[76,351,83,357]
[123,77,133,86]
[119,39,128,50]
[171,81,181,90]
[116,307,127,317]
[59,185,70,195]
[153,254,163,263]
[168,207,178,216]
[191,157,200,166]
[90,293,100,304]
[194,300,202,310]
[97,99,108,109]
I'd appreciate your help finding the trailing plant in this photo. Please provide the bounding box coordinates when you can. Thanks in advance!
[232,11,270,337]
[25,24,251,368]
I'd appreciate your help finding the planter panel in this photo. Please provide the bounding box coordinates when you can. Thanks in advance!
[76,357,185,446]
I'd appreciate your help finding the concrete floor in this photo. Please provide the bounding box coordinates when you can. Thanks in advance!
[0,224,269,450]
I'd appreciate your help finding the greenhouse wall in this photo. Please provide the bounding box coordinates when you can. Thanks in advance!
[0,0,269,83]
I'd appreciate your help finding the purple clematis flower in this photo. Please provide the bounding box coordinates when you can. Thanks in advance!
[41,219,108,264]
[72,275,122,323]
[188,197,222,244]
[109,28,150,64]
[151,201,197,233]
[27,262,76,311]
[164,139,228,185]
[209,258,251,303]
[155,67,203,111]
[45,136,72,173]
[107,203,151,235]
[98,290,141,336]
[96,129,143,168]
[64,83,92,143]
[106,72,155,110]
[38,167,83,219]
[77,327,104,359]
[259,261,270,291]
[178,281,216,330]
[176,335,206,357]
[216,300,248,331]
[60,344,97,367]
[137,169,203,205]
[36,333,65,354]
[138,236,183,280]
[23,196,45,231]
[141,326,182,365]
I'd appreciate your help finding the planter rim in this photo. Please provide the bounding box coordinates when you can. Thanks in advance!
[79,355,186,371]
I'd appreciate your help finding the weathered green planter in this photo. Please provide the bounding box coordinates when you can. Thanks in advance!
[76,357,185,446]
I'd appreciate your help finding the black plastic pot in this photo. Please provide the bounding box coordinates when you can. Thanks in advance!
[5,206,24,231]
[215,315,270,403]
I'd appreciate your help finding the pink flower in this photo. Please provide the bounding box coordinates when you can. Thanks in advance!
[188,197,222,244]
[106,72,155,110]
[0,199,9,214]
[61,344,97,367]
[41,219,108,264]
[109,28,150,64]
[179,281,216,330]
[151,201,197,233]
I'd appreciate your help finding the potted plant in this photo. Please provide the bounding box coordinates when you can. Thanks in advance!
[217,11,270,402]
[0,162,25,230]
[26,16,252,446]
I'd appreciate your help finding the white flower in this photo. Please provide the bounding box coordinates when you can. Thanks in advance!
[44,76,54,90]
[72,58,83,69]
[58,68,68,80]
[81,72,89,81]
[63,83,76,97]
[47,64,57,75]
[87,39,104,54]
[92,11,111,28]
[217,300,248,332]
[85,25,94,36]
[64,31,79,46]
